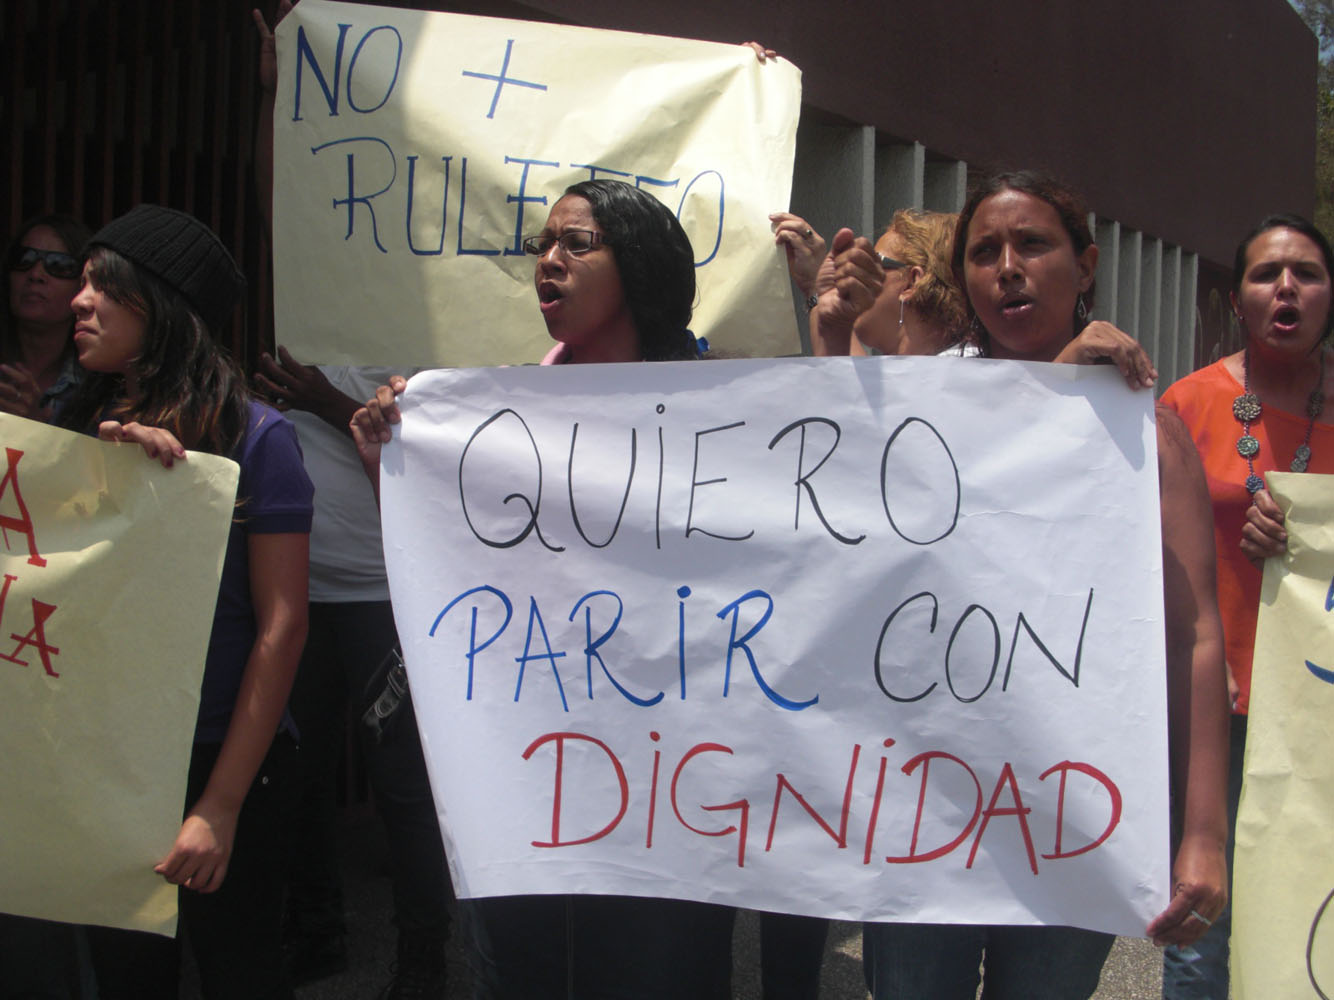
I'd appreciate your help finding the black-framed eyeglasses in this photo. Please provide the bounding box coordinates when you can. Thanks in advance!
[522,230,608,257]
[9,245,82,280]
[878,253,907,271]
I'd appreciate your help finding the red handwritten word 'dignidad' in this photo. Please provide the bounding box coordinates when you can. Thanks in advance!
[523,730,1121,873]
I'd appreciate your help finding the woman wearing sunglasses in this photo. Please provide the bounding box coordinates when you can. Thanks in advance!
[787,209,971,358]
[3,214,91,421]
[352,179,735,998]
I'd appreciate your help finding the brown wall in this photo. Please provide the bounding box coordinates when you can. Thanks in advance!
[4,1,269,364]
[500,0,1316,270]
[3,0,1316,365]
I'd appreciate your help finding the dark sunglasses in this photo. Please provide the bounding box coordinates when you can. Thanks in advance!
[878,253,908,271]
[9,245,82,280]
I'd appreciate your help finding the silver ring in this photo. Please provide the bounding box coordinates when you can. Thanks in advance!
[1188,909,1213,927]
[803,228,813,238]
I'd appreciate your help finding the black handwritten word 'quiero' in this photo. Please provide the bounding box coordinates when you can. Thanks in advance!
[455,409,961,553]
[0,448,60,677]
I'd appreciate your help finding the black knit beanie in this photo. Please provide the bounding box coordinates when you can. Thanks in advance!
[88,205,245,333]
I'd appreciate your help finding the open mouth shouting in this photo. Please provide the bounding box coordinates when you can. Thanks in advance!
[1272,304,1301,333]
[1000,292,1035,321]
[537,280,564,312]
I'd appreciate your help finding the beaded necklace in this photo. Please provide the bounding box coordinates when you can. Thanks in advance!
[1233,348,1326,494]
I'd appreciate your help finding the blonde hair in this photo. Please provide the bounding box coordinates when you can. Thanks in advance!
[886,209,968,335]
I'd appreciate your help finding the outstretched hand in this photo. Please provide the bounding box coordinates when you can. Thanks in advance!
[255,346,360,431]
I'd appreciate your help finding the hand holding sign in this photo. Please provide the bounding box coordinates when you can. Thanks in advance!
[379,356,1170,936]
[1241,488,1288,566]
[98,420,188,467]
[1234,472,1334,998]
[272,1,802,365]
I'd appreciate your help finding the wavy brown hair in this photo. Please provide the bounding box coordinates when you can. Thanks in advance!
[887,209,968,335]
[59,246,249,456]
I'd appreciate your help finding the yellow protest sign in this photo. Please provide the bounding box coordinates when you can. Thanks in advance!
[273,0,802,367]
[0,416,239,936]
[1234,471,1334,999]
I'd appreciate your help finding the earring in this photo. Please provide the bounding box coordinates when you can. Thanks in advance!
[968,316,990,356]
[898,298,906,328]
[1076,296,1089,324]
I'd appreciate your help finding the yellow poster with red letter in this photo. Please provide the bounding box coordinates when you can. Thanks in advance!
[0,415,238,936]
[1234,471,1334,999]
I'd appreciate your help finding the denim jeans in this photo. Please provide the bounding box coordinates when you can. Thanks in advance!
[1161,713,1246,1000]
[862,921,1114,1000]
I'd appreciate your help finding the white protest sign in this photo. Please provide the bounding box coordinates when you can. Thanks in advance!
[273,1,802,367]
[380,356,1169,936]
[0,416,239,936]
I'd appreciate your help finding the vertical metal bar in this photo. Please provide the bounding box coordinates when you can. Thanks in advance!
[235,5,261,365]
[9,1,28,226]
[158,0,176,205]
[101,4,120,217]
[210,1,228,233]
[71,3,89,221]
[43,2,59,209]
[129,0,149,206]
[184,0,203,211]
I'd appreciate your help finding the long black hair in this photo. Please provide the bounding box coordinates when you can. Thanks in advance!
[563,179,698,362]
[59,247,249,456]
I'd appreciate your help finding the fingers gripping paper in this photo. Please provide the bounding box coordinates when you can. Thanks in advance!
[0,417,239,936]
[1234,472,1334,1000]
[273,1,803,367]
[378,357,1171,937]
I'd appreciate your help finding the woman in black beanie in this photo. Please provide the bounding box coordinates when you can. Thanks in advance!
[63,204,313,1000]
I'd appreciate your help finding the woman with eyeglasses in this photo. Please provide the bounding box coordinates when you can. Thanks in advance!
[352,178,733,998]
[0,213,95,1000]
[3,214,92,421]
